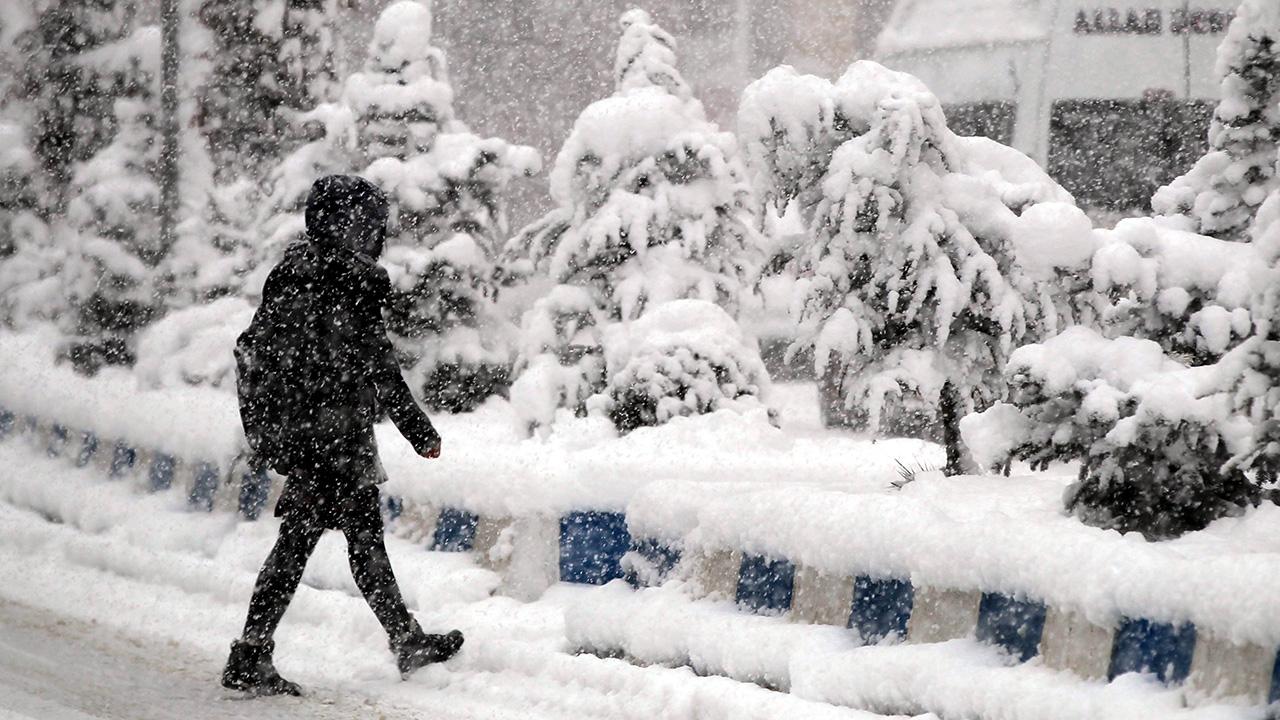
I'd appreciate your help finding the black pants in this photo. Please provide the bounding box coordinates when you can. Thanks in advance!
[240,482,415,648]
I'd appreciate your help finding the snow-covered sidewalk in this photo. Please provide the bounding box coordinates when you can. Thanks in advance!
[0,439,906,720]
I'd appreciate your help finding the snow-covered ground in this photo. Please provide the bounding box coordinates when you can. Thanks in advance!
[0,438,911,720]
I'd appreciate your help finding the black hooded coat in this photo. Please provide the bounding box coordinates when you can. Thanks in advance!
[236,176,439,520]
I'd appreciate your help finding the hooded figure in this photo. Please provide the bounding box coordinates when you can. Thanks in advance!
[224,175,462,697]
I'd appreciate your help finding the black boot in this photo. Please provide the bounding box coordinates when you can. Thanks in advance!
[394,624,464,678]
[221,640,303,697]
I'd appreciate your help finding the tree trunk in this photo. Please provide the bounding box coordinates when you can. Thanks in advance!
[158,0,180,258]
[940,380,964,476]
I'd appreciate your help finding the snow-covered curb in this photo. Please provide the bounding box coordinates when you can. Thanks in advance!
[3,328,1278,712]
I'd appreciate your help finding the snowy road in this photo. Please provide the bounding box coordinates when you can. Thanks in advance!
[0,439,894,720]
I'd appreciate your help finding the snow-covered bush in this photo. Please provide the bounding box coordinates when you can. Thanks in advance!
[961,327,1262,538]
[1152,0,1280,239]
[594,299,772,433]
[740,60,1084,472]
[350,0,539,412]
[133,296,254,389]
[506,9,769,435]
[1090,217,1262,364]
[508,285,607,435]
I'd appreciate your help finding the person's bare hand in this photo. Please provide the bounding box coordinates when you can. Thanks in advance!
[422,443,441,460]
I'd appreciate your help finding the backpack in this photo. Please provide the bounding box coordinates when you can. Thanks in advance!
[235,317,288,472]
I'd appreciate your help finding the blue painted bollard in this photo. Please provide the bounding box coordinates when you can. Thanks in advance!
[149,453,176,492]
[239,468,272,520]
[431,507,479,552]
[382,495,403,523]
[76,432,98,467]
[976,592,1047,663]
[47,424,69,457]
[736,554,795,615]
[625,538,681,588]
[109,443,136,479]
[560,511,630,585]
[1107,617,1197,684]
[188,462,219,512]
[850,576,914,644]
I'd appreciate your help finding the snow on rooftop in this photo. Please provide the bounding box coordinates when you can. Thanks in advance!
[876,0,1048,57]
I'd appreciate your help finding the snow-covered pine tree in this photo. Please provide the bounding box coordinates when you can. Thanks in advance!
[0,124,39,261]
[506,9,770,435]
[743,61,1081,473]
[59,27,163,372]
[349,0,539,412]
[1152,0,1280,240]
[1220,187,1280,482]
[195,0,284,182]
[16,0,137,215]
[250,102,359,295]
[277,0,339,124]
[166,0,342,310]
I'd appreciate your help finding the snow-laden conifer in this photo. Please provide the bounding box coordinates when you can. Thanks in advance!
[508,9,769,435]
[740,61,1080,472]
[350,0,540,412]
[1153,0,1280,239]
[58,28,163,372]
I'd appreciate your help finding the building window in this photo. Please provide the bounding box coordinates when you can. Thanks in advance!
[942,101,1017,145]
[1048,96,1212,212]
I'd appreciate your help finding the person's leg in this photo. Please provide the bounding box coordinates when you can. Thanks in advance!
[342,486,414,641]
[240,507,325,645]
[224,498,325,695]
[341,486,463,675]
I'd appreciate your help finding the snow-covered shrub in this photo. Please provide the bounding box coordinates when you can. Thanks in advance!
[133,296,254,389]
[506,9,769,434]
[1089,217,1263,364]
[1152,0,1280,239]
[350,0,539,412]
[508,285,607,435]
[961,327,1262,539]
[594,299,772,433]
[740,60,1084,472]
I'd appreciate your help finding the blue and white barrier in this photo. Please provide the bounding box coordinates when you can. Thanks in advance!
[4,403,1278,712]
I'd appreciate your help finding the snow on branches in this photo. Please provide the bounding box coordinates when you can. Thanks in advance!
[350,0,539,412]
[507,9,769,435]
[961,327,1262,538]
[1153,0,1280,240]
[739,60,1081,472]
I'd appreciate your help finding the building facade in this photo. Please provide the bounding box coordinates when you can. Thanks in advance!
[876,0,1236,212]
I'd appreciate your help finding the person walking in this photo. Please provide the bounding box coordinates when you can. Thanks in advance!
[223,175,463,696]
